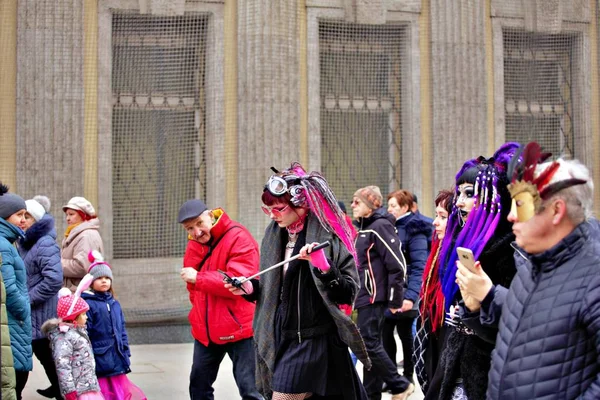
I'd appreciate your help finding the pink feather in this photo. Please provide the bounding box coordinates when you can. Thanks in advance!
[305,189,357,261]
[291,165,307,177]
[66,273,94,316]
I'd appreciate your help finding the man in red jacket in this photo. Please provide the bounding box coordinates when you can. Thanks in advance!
[178,199,262,400]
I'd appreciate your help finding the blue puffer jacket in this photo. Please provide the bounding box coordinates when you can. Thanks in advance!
[466,221,600,399]
[0,218,32,372]
[414,210,434,250]
[81,291,131,377]
[393,213,429,305]
[19,214,63,340]
[590,218,600,239]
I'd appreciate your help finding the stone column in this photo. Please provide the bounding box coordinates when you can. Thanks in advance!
[16,0,85,236]
[430,0,489,190]
[237,0,302,238]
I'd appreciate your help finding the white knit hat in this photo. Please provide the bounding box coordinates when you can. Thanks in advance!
[25,199,46,222]
[33,195,51,213]
[62,196,96,217]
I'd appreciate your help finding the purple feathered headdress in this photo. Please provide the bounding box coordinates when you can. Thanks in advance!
[439,143,520,310]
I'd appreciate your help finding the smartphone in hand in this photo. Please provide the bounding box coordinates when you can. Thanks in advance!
[217,270,248,294]
[456,247,478,273]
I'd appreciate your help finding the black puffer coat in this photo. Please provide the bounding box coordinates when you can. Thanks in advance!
[473,222,600,399]
[353,209,406,309]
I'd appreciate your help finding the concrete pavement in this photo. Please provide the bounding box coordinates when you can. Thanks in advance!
[23,343,424,399]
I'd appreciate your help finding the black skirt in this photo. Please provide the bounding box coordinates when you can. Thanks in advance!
[271,305,367,399]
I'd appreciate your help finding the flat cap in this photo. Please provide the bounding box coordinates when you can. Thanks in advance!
[178,199,208,223]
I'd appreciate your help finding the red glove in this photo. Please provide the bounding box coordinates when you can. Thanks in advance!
[65,392,77,400]
[310,249,330,272]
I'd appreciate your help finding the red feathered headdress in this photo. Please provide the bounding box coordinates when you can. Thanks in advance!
[507,142,587,212]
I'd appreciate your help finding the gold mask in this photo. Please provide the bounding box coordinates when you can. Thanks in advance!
[507,180,541,222]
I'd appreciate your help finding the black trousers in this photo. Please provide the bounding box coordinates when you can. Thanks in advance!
[382,315,417,382]
[32,338,61,393]
[424,325,449,400]
[357,303,410,400]
[15,370,29,400]
[189,338,262,400]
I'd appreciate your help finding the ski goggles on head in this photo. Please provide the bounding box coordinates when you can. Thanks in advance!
[264,175,289,196]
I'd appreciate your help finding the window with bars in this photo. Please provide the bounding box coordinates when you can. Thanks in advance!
[319,22,405,204]
[503,29,577,158]
[112,14,208,258]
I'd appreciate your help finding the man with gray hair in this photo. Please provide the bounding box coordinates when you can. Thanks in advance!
[454,142,600,399]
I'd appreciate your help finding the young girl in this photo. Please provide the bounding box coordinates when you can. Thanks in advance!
[41,275,104,400]
[81,251,146,400]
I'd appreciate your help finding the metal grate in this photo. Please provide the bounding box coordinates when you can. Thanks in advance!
[503,29,577,158]
[111,14,208,258]
[319,21,406,204]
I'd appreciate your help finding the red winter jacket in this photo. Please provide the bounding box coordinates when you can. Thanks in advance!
[183,209,259,346]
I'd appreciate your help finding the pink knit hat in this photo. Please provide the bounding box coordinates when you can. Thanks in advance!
[57,288,89,321]
[56,274,94,321]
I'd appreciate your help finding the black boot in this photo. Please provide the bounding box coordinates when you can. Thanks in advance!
[37,386,54,398]
[37,386,63,400]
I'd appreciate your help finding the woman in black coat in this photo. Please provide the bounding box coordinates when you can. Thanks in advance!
[425,143,519,400]
[351,186,413,400]
[382,190,429,386]
[227,163,370,400]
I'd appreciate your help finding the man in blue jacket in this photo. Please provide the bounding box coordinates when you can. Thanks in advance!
[454,146,600,399]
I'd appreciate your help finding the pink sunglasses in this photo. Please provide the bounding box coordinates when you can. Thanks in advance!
[261,204,290,218]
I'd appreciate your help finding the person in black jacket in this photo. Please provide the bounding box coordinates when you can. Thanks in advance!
[456,145,600,399]
[228,163,370,400]
[382,190,429,386]
[351,186,412,400]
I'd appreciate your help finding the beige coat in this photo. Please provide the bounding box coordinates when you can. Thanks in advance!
[61,219,104,292]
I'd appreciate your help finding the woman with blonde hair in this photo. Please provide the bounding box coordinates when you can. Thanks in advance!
[351,185,413,400]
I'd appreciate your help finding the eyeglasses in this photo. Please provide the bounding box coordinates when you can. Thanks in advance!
[261,204,290,218]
